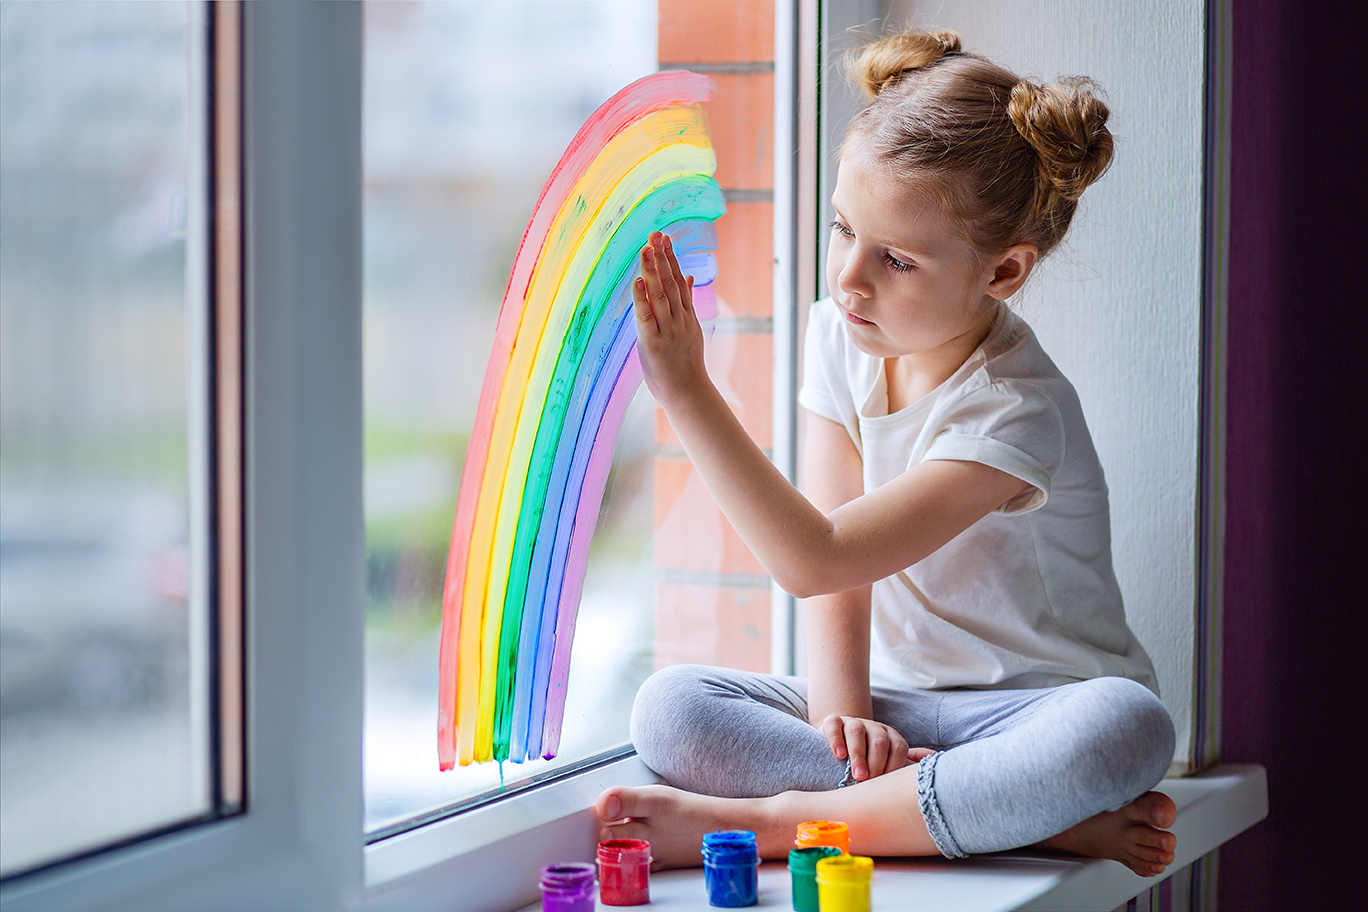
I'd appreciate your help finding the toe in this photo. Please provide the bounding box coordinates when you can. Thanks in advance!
[1133,826,1176,852]
[1132,843,1169,864]
[596,788,627,822]
[600,784,674,823]
[1143,791,1177,828]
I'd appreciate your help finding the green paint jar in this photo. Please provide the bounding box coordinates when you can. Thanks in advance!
[787,846,842,912]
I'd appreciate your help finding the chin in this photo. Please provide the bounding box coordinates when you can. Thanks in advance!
[842,322,896,358]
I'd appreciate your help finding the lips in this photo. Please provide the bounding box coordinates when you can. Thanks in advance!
[842,308,874,326]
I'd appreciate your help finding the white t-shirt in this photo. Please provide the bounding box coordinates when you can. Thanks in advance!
[798,297,1159,695]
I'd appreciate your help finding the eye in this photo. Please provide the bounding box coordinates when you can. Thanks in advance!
[829,219,854,239]
[883,252,915,272]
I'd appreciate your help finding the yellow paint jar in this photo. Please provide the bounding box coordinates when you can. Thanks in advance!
[815,855,873,912]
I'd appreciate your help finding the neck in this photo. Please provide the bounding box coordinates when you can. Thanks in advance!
[885,299,998,412]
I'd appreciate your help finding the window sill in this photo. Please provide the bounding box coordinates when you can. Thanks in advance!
[504,763,1267,912]
[364,752,661,896]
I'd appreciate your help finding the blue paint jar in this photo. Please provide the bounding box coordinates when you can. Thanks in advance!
[702,830,759,907]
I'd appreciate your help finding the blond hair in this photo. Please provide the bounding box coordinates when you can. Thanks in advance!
[843,28,1113,258]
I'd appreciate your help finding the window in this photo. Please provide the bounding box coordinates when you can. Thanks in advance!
[361,0,793,838]
[2,6,798,904]
[361,0,660,833]
[0,0,240,878]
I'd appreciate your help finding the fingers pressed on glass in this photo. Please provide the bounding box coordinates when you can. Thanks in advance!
[652,234,680,318]
[633,276,654,327]
[664,238,696,316]
[640,242,672,320]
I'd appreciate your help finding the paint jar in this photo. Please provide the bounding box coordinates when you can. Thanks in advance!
[794,819,850,855]
[597,838,651,905]
[701,830,759,907]
[787,845,842,912]
[539,862,596,912]
[815,855,874,912]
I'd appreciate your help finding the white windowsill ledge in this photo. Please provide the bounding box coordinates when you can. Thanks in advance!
[504,763,1267,912]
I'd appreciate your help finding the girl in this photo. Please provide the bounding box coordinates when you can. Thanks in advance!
[598,29,1177,877]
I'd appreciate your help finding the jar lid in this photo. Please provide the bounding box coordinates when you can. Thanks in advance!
[815,854,874,884]
[795,819,850,850]
[540,862,597,892]
[703,829,756,848]
[702,829,757,865]
[788,845,842,873]
[598,838,651,865]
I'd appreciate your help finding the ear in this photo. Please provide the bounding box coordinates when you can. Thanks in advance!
[985,243,1038,300]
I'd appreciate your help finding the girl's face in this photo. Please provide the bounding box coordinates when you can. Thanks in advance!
[825,149,1000,364]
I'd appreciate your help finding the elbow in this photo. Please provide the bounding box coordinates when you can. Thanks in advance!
[778,576,819,600]
[769,526,860,598]
[772,563,838,600]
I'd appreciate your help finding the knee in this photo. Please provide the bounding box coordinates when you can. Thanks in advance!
[1068,676,1176,799]
[629,664,718,775]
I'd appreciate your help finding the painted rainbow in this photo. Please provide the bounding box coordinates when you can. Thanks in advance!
[437,71,725,769]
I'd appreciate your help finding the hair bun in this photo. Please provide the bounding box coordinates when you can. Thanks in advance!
[849,28,962,98]
[1007,76,1113,201]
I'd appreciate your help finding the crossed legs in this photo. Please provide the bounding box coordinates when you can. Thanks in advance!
[600,665,1177,876]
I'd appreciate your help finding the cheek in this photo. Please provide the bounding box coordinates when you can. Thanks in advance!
[824,247,843,292]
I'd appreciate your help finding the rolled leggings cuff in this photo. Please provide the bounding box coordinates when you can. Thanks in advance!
[917,752,967,859]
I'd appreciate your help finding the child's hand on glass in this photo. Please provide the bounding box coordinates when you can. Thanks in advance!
[820,714,936,782]
[632,231,706,408]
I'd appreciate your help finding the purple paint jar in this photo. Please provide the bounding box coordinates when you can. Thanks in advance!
[539,862,596,912]
[702,830,759,907]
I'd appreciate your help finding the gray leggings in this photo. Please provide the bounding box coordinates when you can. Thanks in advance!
[630,665,1175,858]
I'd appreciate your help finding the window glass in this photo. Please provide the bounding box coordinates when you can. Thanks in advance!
[0,0,211,876]
[362,0,659,833]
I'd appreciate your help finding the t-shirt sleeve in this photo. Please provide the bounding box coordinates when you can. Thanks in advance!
[797,299,847,426]
[922,380,1066,514]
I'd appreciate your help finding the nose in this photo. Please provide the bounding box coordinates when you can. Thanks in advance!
[836,246,874,300]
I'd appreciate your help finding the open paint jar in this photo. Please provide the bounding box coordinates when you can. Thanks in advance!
[539,862,596,912]
[815,854,874,912]
[598,838,651,905]
[701,829,759,907]
[788,845,842,912]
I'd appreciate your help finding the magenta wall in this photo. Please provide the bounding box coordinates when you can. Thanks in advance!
[1221,1,1368,907]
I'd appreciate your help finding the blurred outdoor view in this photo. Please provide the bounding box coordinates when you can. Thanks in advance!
[0,2,210,876]
[362,0,660,833]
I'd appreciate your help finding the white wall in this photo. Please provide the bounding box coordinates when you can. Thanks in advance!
[867,0,1208,764]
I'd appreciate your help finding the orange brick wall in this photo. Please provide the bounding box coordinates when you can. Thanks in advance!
[653,0,775,671]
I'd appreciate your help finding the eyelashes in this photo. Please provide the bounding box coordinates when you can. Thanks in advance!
[829,220,916,272]
[883,252,914,272]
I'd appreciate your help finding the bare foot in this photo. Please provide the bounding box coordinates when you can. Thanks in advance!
[596,784,781,870]
[1036,791,1177,877]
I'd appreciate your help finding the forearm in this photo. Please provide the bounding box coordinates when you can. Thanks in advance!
[804,587,873,725]
[659,382,841,596]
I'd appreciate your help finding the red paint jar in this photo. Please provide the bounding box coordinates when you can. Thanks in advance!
[597,838,651,905]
